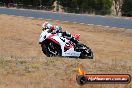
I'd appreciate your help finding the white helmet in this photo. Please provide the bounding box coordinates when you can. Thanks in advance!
[42,22,49,29]
[54,26,62,33]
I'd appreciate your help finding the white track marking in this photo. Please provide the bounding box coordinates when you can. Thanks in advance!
[28,17,34,19]
[63,21,69,23]
[87,24,94,26]
[80,23,85,25]
[55,20,61,22]
[73,22,78,24]
[45,19,52,21]
[17,16,25,18]
[38,18,43,20]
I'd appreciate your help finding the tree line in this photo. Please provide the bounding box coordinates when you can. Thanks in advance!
[0,0,132,16]
[58,0,112,15]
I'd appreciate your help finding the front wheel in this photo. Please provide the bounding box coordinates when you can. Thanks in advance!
[87,49,93,59]
[79,44,94,59]
[80,49,93,59]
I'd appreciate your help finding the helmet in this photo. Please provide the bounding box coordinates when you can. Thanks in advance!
[58,26,62,31]
[56,26,62,33]
[42,22,48,29]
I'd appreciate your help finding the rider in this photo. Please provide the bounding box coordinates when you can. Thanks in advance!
[41,22,80,47]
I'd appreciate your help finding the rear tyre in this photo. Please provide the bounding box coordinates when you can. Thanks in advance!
[41,40,61,57]
[41,43,51,57]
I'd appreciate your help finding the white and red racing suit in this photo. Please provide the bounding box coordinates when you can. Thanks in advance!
[41,22,80,46]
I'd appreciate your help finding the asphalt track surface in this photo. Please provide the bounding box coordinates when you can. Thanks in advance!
[0,8,132,29]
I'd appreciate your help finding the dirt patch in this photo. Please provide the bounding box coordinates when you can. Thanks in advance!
[0,14,132,88]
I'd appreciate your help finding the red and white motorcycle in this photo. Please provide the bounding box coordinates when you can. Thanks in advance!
[39,29,93,59]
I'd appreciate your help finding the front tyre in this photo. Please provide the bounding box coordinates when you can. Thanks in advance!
[79,44,94,59]
[87,49,93,59]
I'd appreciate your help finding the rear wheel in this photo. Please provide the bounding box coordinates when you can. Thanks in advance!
[41,40,61,57]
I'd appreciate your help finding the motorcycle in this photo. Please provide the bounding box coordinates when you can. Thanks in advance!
[39,29,93,59]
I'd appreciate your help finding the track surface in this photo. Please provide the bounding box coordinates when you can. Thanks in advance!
[0,7,132,29]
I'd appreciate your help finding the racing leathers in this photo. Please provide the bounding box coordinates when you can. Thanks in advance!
[41,22,80,47]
